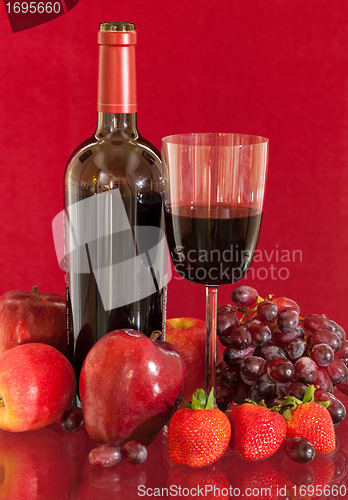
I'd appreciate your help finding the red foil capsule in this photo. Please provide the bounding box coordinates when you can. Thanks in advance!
[97,25,137,114]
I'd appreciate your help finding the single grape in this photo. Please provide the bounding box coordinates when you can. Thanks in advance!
[311,330,341,352]
[313,366,334,392]
[223,345,255,366]
[257,300,278,323]
[267,356,295,383]
[89,444,122,467]
[61,407,84,433]
[275,381,292,397]
[336,380,348,396]
[272,296,300,313]
[336,339,348,360]
[286,338,308,361]
[259,342,288,363]
[215,378,235,411]
[273,325,305,348]
[248,319,272,347]
[249,373,275,403]
[311,343,334,367]
[284,437,316,464]
[286,382,308,400]
[229,324,252,350]
[240,356,267,385]
[325,356,348,384]
[88,463,122,489]
[277,306,299,333]
[217,306,238,336]
[218,334,232,347]
[294,357,318,385]
[282,459,315,486]
[221,363,241,387]
[314,389,346,425]
[231,285,258,307]
[233,379,251,404]
[303,314,339,336]
[337,325,346,340]
[121,441,148,465]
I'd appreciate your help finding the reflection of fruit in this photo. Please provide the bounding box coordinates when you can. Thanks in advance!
[229,402,287,461]
[79,459,123,499]
[242,460,287,500]
[0,343,76,432]
[304,455,335,498]
[222,454,287,500]
[283,454,335,499]
[80,329,186,446]
[281,457,315,487]
[165,317,207,401]
[168,463,230,500]
[167,389,231,468]
[0,427,75,500]
[0,287,69,358]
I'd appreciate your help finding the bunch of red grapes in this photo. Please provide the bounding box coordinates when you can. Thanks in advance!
[216,285,348,426]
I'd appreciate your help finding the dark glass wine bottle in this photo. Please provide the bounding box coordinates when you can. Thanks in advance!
[64,22,167,393]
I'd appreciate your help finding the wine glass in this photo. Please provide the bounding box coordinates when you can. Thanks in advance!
[162,133,269,398]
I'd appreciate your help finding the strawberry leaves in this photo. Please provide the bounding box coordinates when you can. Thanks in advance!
[279,385,330,420]
[183,388,215,410]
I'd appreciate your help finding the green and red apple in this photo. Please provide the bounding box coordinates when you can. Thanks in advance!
[0,343,76,432]
[166,317,222,401]
[0,287,70,358]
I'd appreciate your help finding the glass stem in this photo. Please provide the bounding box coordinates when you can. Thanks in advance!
[205,285,218,398]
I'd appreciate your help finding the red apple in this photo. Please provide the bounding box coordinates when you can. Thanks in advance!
[0,343,76,432]
[166,317,221,401]
[0,427,75,499]
[79,329,186,447]
[0,286,70,358]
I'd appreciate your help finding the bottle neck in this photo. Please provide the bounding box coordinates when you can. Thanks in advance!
[96,112,138,138]
[97,29,137,115]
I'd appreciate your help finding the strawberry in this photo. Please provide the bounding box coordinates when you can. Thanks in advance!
[167,389,231,468]
[228,402,287,461]
[282,385,336,454]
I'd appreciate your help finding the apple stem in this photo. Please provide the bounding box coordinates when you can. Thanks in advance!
[0,397,4,407]
[32,286,39,295]
[150,330,163,341]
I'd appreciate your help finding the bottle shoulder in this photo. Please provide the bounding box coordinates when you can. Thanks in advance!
[64,133,162,199]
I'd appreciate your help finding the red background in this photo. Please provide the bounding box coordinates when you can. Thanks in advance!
[0,1,348,326]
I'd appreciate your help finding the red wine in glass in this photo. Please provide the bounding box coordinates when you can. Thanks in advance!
[162,133,269,398]
[165,203,262,285]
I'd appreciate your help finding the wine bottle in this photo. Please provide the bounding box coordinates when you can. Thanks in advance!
[64,22,167,391]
